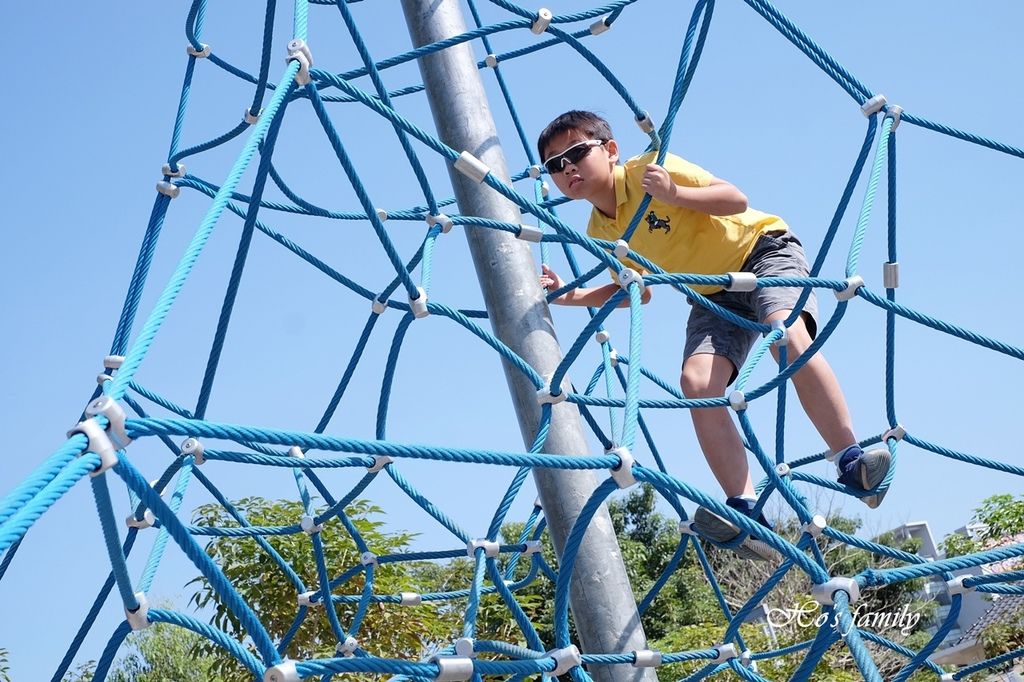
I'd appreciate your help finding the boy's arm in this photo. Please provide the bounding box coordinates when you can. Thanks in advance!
[541,264,652,307]
[641,164,748,216]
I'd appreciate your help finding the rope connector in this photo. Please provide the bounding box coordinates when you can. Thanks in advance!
[401,591,422,606]
[264,660,300,682]
[467,539,500,558]
[484,53,499,69]
[679,520,699,536]
[162,162,186,178]
[861,94,887,117]
[455,637,476,658]
[590,16,611,35]
[430,655,475,681]
[632,650,662,667]
[811,576,860,606]
[728,390,747,412]
[97,373,112,385]
[886,104,904,131]
[801,514,827,538]
[300,515,323,535]
[635,111,656,134]
[336,636,358,658]
[522,540,542,555]
[834,275,864,301]
[103,355,125,370]
[125,509,156,530]
[180,437,205,465]
[156,181,180,199]
[78,396,133,456]
[537,377,567,405]
[427,213,454,234]
[946,575,975,596]
[883,424,906,442]
[775,462,791,477]
[546,645,582,677]
[618,268,645,294]
[368,455,393,473]
[713,643,738,663]
[540,181,550,198]
[726,272,757,292]
[288,446,305,459]
[517,225,543,242]
[528,164,542,179]
[371,297,387,315]
[244,107,262,125]
[361,551,378,567]
[297,591,320,607]
[454,151,490,183]
[531,8,553,34]
[286,39,313,86]
[595,330,611,344]
[186,43,211,58]
[607,445,637,489]
[375,208,388,222]
[613,239,630,258]
[607,349,619,367]
[125,592,151,630]
[883,262,900,289]
[940,675,956,682]
[409,287,429,319]
[770,319,788,347]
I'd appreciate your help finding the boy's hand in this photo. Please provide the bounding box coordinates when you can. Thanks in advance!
[641,164,678,203]
[540,264,566,300]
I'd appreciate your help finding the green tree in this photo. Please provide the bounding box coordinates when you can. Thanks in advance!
[940,493,1024,560]
[190,497,461,681]
[0,647,11,682]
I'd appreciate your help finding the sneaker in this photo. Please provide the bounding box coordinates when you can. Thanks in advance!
[836,446,892,509]
[691,498,776,562]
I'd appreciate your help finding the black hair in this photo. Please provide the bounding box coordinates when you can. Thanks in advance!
[537,110,613,160]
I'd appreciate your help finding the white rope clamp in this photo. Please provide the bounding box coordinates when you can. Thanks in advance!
[531,8,553,34]
[367,455,393,473]
[883,424,906,442]
[726,272,757,292]
[401,591,422,606]
[286,39,313,86]
[371,297,387,315]
[361,551,378,567]
[861,94,887,117]
[537,377,567,405]
[632,650,662,667]
[546,645,582,677]
[517,225,543,242]
[528,164,542,179]
[125,509,156,530]
[522,540,542,555]
[454,151,490,183]
[607,349,619,367]
[679,520,699,536]
[618,268,645,294]
[103,355,125,369]
[297,591,320,607]
[180,437,205,465]
[455,637,476,657]
[467,539,500,558]
[244,107,262,125]
[607,445,637,489]
[300,515,323,535]
[940,675,956,682]
[811,576,860,606]
[635,111,656,134]
[540,181,550,198]
[69,397,133,476]
[126,592,152,630]
[186,43,211,58]
[613,239,630,258]
[264,660,300,682]
[590,16,611,35]
[595,330,611,344]
[288,446,305,459]
[430,655,475,681]
[427,213,454,234]
[409,286,429,319]
[156,180,180,199]
[162,162,186,178]
[834,275,864,301]
[801,514,827,538]
[484,53,499,69]
[714,643,738,663]
[336,636,359,657]
[887,104,904,131]
[770,319,788,347]
[775,462,791,477]
[728,390,747,412]
[946,575,975,596]
[883,262,900,289]
[96,373,112,385]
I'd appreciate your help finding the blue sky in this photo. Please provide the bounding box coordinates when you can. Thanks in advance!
[2,0,1022,678]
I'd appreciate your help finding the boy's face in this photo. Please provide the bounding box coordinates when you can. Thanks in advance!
[542,129,618,203]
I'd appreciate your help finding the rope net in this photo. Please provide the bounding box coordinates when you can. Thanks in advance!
[2,0,1023,680]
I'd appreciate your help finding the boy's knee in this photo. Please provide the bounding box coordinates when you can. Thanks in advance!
[680,361,728,399]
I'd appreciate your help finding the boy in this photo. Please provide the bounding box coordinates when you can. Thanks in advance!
[537,111,891,561]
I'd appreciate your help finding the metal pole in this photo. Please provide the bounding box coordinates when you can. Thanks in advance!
[401,2,656,680]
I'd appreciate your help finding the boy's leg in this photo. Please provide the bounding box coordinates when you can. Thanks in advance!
[763,309,856,454]
[680,352,753,499]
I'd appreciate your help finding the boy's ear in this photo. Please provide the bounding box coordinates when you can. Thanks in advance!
[605,138,619,163]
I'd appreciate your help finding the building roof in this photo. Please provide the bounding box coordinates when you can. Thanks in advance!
[956,594,1024,646]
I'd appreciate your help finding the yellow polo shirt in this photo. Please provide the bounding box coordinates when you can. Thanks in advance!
[587,151,787,295]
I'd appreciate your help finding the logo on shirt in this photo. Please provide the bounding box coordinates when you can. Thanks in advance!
[646,211,671,234]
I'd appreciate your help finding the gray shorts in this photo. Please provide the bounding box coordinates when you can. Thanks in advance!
[683,231,819,381]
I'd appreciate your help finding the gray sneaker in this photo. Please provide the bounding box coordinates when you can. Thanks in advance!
[856,447,892,509]
[692,507,776,562]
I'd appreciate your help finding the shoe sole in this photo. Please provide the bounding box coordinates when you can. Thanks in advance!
[692,507,775,562]
[858,448,892,509]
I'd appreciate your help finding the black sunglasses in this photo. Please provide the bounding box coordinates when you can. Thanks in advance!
[542,139,606,174]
